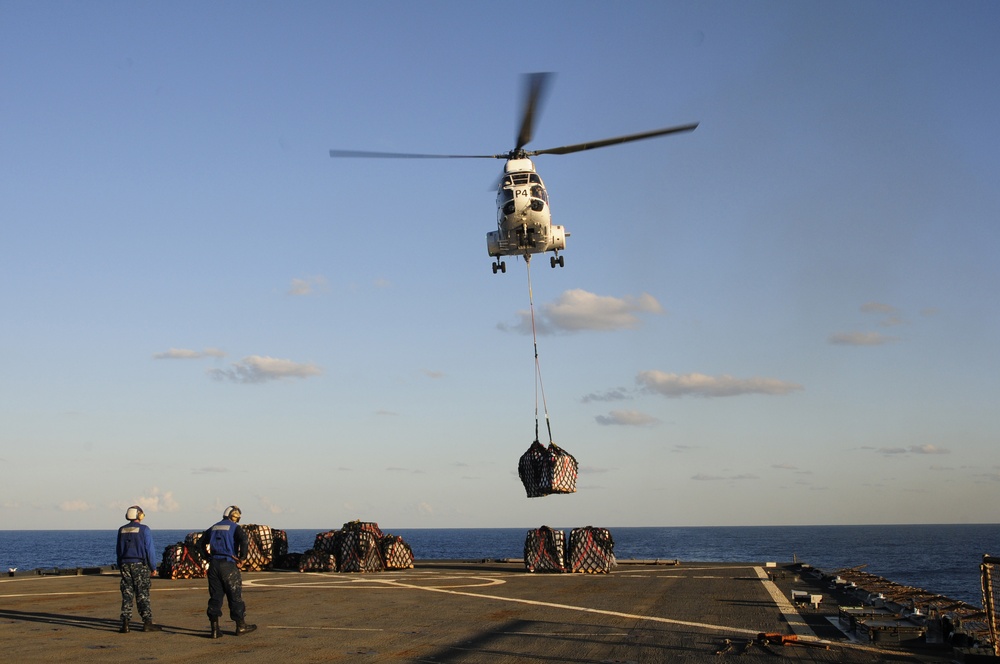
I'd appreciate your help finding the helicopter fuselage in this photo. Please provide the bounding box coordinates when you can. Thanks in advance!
[487,158,568,272]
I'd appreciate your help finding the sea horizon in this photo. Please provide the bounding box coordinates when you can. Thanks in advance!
[6,521,997,531]
[4,524,997,607]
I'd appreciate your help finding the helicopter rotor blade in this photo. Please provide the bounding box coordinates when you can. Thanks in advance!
[330,149,500,159]
[528,121,699,157]
[515,72,554,151]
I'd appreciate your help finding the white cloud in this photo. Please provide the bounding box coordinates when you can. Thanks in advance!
[859,302,904,327]
[860,302,899,316]
[288,275,328,296]
[828,331,898,346]
[193,466,229,474]
[500,289,664,334]
[594,409,659,426]
[637,371,803,398]
[257,496,286,514]
[134,487,180,513]
[59,500,93,512]
[692,473,759,481]
[153,347,226,360]
[876,444,950,456]
[208,355,322,384]
[910,444,950,455]
[581,388,631,403]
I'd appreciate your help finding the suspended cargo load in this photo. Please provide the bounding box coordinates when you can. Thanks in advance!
[518,440,578,497]
[567,526,616,574]
[381,535,415,570]
[524,526,566,572]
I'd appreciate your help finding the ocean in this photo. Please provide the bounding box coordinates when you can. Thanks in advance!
[2,524,997,607]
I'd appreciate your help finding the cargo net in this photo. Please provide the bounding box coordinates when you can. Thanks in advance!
[242,524,275,571]
[381,535,415,570]
[159,533,210,579]
[297,522,413,573]
[158,526,286,578]
[568,527,616,574]
[982,555,1000,655]
[518,440,578,497]
[338,521,385,573]
[524,527,565,572]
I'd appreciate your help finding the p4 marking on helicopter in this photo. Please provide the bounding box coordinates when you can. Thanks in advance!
[329,73,697,274]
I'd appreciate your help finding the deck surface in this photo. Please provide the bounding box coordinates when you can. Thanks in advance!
[0,560,956,662]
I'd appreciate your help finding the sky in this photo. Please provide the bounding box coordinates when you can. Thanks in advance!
[2,1,999,531]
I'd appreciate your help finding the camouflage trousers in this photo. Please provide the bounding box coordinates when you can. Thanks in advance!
[119,562,152,621]
[206,560,246,622]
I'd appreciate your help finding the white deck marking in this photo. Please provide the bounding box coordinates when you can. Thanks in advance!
[380,577,765,636]
[752,566,817,638]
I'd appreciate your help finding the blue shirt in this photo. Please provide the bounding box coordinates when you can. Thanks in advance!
[117,521,156,569]
[202,518,248,562]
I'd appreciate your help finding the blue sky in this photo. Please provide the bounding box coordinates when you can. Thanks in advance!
[2,1,999,531]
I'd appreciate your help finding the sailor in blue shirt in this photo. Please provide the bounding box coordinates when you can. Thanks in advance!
[199,505,257,638]
[116,505,162,633]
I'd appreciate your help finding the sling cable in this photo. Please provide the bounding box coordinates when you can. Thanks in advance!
[516,255,578,498]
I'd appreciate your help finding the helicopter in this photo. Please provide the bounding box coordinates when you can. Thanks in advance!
[329,73,697,274]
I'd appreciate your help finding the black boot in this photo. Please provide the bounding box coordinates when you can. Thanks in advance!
[119,617,130,634]
[235,621,257,636]
[210,618,222,639]
[143,619,162,632]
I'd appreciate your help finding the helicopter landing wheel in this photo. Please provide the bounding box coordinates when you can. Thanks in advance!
[550,255,564,268]
[500,261,506,273]
[492,261,507,274]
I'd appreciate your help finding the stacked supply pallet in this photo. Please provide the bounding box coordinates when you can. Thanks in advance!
[381,535,414,570]
[524,526,565,572]
[159,541,209,579]
[338,521,385,573]
[242,524,275,571]
[297,549,337,572]
[567,527,616,573]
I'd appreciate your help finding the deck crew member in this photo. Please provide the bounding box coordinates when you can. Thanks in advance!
[116,505,162,633]
[200,505,257,638]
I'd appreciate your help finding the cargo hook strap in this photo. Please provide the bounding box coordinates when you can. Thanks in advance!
[525,256,553,445]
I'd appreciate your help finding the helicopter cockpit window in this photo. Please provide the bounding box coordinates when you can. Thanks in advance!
[529,174,541,183]
[500,188,514,203]
[531,184,548,204]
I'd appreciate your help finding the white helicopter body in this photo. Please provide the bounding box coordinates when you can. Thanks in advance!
[329,73,695,274]
[487,158,567,273]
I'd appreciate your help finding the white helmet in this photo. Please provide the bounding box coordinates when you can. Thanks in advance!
[125,505,144,521]
[223,505,241,522]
